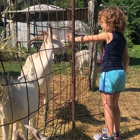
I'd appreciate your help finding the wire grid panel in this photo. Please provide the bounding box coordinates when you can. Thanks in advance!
[0,47,89,140]
[0,1,90,140]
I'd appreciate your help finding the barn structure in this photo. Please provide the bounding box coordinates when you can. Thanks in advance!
[1,4,88,50]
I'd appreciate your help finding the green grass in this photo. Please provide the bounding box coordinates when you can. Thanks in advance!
[0,61,24,77]
[0,60,71,77]
[51,61,71,75]
[0,45,140,77]
[128,45,140,66]
[125,45,140,84]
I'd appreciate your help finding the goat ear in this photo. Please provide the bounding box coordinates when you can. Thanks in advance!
[24,125,47,140]
[24,125,40,140]
[14,130,27,140]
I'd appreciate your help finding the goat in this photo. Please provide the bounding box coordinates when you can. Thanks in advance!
[75,50,101,74]
[18,26,67,123]
[14,125,48,140]
[0,65,39,140]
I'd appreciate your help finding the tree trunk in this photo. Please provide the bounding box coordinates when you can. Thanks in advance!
[88,0,99,91]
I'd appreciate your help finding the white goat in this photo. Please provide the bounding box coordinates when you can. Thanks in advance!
[75,50,101,74]
[18,26,67,121]
[0,67,38,140]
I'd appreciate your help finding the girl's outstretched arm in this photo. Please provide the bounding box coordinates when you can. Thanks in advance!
[66,32,112,43]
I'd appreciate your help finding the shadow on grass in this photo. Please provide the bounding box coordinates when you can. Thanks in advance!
[132,116,140,121]
[52,101,138,140]
[55,101,136,125]
[48,101,101,140]
[125,87,140,92]
[0,71,20,78]
[48,127,93,140]
[121,128,140,140]
[129,57,140,66]
[121,117,130,122]
[55,101,104,126]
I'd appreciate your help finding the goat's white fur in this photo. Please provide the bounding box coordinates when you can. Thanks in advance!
[0,66,38,140]
[18,27,67,122]
[75,50,101,74]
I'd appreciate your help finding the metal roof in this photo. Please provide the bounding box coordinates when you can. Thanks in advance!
[22,4,65,12]
[2,4,88,22]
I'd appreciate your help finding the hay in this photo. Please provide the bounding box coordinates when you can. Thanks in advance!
[0,36,27,61]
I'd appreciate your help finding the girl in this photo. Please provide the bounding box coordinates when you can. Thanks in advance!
[66,6,129,140]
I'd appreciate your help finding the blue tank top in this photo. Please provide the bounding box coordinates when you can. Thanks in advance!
[102,31,126,72]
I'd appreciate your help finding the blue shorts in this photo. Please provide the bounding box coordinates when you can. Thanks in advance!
[99,70,126,94]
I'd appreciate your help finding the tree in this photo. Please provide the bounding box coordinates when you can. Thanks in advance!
[46,0,88,8]
[126,1,140,44]
[88,0,99,91]
[97,0,140,45]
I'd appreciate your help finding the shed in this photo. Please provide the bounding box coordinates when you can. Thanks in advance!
[1,4,88,49]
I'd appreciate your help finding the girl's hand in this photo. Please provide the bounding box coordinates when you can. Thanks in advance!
[66,33,72,42]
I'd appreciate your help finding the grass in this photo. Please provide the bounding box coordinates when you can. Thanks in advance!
[127,45,140,85]
[51,61,71,75]
[0,45,140,76]
[128,45,140,66]
[85,45,140,140]
[0,61,24,77]
[0,60,71,77]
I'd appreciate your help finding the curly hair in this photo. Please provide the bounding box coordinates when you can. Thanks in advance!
[98,6,126,33]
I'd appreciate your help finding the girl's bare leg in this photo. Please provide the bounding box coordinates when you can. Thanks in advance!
[113,92,121,133]
[102,93,114,137]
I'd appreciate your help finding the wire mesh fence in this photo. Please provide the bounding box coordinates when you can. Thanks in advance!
[0,1,91,139]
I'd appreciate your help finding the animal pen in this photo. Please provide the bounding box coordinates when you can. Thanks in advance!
[0,0,101,140]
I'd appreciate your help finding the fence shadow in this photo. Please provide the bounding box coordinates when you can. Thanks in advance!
[48,127,93,140]
[55,101,104,125]
[121,128,140,140]
[125,87,140,92]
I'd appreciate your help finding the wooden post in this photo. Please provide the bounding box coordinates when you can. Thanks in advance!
[0,1,1,24]
[26,0,31,52]
[88,0,99,91]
